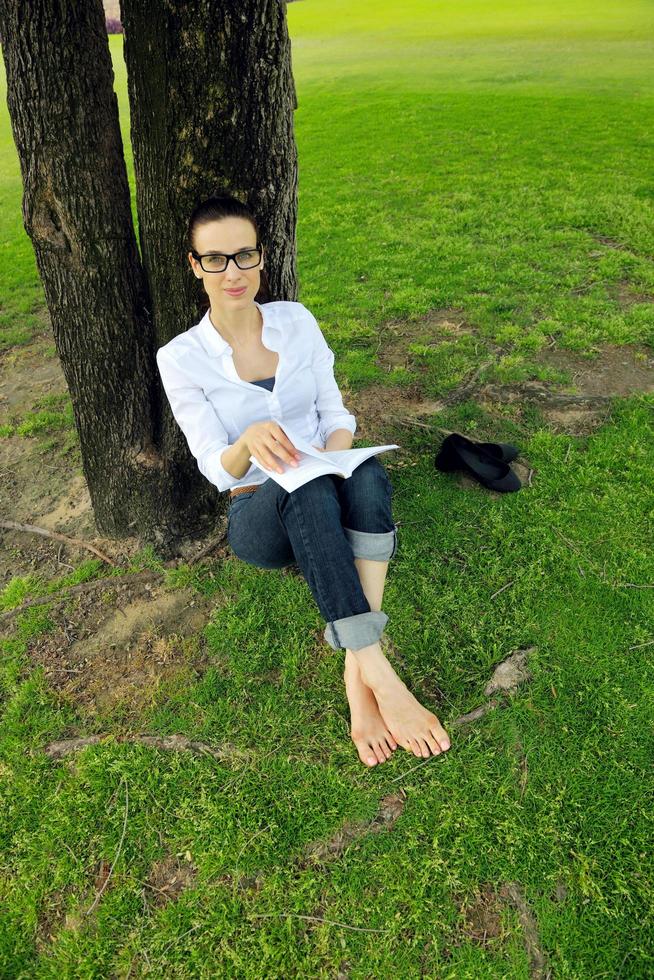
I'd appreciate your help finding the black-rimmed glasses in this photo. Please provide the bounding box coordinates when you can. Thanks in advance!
[191,246,262,273]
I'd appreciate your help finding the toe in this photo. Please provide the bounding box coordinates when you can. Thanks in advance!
[430,725,451,752]
[354,739,378,767]
[424,732,442,756]
[377,740,393,760]
[373,741,389,763]
[418,737,432,758]
[384,732,398,752]
[407,738,423,758]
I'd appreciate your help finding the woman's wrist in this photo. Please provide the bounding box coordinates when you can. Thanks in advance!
[324,429,354,452]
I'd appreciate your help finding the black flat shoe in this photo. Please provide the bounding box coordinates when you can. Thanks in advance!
[478,440,520,464]
[435,433,522,493]
[435,433,519,470]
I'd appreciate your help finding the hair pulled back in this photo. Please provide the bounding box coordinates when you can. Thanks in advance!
[186,194,272,313]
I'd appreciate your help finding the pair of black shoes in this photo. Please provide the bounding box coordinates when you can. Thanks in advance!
[435,433,522,492]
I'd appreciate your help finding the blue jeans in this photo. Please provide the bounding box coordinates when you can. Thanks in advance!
[227,456,398,651]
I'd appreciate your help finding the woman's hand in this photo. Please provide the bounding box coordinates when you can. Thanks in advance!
[242,421,301,474]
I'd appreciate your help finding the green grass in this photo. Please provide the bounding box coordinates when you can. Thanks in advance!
[1,1,654,976]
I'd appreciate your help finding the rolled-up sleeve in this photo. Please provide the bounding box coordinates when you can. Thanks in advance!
[156,348,255,492]
[308,311,357,443]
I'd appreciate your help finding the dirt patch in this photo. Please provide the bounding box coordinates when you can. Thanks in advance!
[35,854,198,952]
[35,888,73,952]
[484,649,534,697]
[499,882,550,978]
[344,308,481,443]
[358,311,653,440]
[452,647,535,729]
[590,234,629,251]
[0,431,108,574]
[608,281,652,307]
[303,791,406,865]
[374,307,474,371]
[144,853,197,909]
[453,881,549,977]
[552,878,568,904]
[26,577,216,720]
[536,344,654,397]
[345,381,445,446]
[476,344,654,436]
[455,883,506,945]
[0,357,64,416]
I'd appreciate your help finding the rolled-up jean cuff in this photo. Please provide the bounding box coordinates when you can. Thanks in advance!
[324,610,389,651]
[343,524,398,561]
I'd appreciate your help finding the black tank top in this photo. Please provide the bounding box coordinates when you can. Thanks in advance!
[250,376,275,391]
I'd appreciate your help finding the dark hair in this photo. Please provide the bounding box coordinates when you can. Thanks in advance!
[186,194,271,313]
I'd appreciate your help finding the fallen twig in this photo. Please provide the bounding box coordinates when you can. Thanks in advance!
[0,519,115,566]
[248,912,391,934]
[490,580,515,600]
[85,775,128,916]
[386,414,433,429]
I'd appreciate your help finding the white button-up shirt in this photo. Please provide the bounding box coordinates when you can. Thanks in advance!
[156,300,357,493]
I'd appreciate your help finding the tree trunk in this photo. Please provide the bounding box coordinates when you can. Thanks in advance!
[120,0,299,551]
[0,0,166,543]
[1,0,298,560]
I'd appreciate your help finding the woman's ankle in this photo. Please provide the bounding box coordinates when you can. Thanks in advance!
[351,641,401,690]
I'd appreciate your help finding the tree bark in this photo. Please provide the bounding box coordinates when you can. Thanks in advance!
[120,0,299,552]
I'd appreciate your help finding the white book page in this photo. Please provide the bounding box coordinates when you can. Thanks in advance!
[323,444,399,475]
[250,450,343,493]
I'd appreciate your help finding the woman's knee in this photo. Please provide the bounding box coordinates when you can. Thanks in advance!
[350,457,393,498]
[279,474,340,514]
[229,538,295,569]
[228,522,295,569]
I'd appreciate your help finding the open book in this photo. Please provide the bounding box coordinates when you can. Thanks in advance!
[249,424,399,493]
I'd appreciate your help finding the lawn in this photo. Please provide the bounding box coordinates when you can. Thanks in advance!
[1,1,653,976]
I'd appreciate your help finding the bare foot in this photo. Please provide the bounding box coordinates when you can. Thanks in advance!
[352,642,451,760]
[344,650,398,767]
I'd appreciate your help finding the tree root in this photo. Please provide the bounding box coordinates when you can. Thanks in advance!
[43,732,250,762]
[1,519,116,565]
[0,570,164,624]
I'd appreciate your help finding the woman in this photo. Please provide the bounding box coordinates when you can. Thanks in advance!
[157,194,451,767]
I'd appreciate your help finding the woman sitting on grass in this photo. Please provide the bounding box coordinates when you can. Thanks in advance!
[156,194,451,767]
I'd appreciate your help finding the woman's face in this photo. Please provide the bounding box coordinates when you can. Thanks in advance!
[188,216,263,315]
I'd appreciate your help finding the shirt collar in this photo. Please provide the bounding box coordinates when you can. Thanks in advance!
[198,301,273,357]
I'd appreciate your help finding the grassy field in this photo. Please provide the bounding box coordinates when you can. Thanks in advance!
[1,0,654,976]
